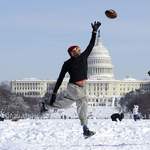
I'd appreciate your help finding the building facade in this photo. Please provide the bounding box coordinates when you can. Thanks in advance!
[11,32,150,107]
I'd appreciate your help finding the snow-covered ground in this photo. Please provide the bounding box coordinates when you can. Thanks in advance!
[0,118,150,150]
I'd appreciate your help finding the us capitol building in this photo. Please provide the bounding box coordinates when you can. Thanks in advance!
[11,31,150,107]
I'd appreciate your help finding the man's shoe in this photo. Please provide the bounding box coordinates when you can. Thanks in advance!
[45,98,51,105]
[44,108,48,112]
[83,130,96,139]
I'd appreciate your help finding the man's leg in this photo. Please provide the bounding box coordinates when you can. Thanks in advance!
[53,83,88,126]
[51,83,77,109]
[76,96,88,126]
[64,83,88,126]
[52,97,74,109]
[74,86,96,138]
[134,115,137,121]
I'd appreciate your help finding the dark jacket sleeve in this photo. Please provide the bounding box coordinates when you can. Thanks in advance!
[53,63,68,93]
[82,32,97,57]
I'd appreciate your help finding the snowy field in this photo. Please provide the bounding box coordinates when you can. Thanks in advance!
[0,119,150,150]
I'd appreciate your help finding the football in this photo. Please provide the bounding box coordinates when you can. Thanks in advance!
[105,9,117,19]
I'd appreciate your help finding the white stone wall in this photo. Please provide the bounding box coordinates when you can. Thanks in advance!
[11,77,150,107]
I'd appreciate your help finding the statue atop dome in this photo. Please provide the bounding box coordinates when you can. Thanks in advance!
[98,30,101,37]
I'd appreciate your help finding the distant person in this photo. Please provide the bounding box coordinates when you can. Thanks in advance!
[111,113,124,122]
[148,70,150,76]
[133,103,139,121]
[40,102,48,115]
[43,21,101,139]
[0,109,5,121]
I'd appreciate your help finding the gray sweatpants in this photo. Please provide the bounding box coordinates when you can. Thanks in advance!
[52,83,88,126]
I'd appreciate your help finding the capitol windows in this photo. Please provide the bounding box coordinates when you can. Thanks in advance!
[108,99,112,102]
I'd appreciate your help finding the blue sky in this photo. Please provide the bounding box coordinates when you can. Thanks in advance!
[1,0,150,81]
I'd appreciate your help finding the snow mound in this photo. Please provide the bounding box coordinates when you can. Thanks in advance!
[0,119,150,150]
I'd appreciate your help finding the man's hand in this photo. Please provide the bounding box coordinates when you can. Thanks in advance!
[91,21,101,32]
[50,93,56,105]
[148,70,150,76]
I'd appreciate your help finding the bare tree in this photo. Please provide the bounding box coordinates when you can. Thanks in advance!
[0,81,41,118]
[119,89,150,119]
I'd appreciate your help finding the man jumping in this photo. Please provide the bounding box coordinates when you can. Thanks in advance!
[44,21,101,139]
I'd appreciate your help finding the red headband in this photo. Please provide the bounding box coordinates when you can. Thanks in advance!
[67,45,79,56]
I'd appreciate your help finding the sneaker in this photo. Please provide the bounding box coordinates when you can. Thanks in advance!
[83,130,96,139]
[40,102,48,115]
[44,108,48,112]
[45,98,50,105]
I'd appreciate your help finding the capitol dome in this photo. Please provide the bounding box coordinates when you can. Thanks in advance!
[88,30,114,80]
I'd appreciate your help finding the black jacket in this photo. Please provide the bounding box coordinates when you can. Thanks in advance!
[53,32,97,93]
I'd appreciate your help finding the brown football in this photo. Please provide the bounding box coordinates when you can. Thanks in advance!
[105,9,117,19]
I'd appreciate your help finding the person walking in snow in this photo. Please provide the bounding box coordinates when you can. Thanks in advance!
[0,109,5,121]
[133,103,139,121]
[39,102,48,115]
[44,21,101,138]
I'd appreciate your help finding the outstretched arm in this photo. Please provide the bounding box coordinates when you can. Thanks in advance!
[50,63,68,105]
[53,63,68,94]
[83,21,101,57]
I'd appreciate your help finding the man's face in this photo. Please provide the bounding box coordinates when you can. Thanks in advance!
[71,47,81,58]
